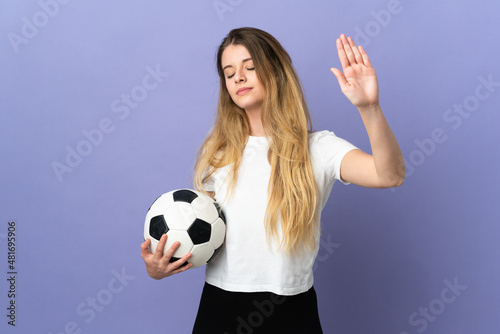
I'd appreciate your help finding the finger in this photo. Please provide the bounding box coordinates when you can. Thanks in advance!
[171,261,194,275]
[336,38,350,70]
[162,238,182,261]
[140,239,151,260]
[347,36,362,64]
[170,252,193,272]
[340,34,356,66]
[330,67,348,89]
[153,234,168,259]
[172,253,192,269]
[358,45,373,68]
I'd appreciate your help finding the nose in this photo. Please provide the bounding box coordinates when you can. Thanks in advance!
[234,68,246,83]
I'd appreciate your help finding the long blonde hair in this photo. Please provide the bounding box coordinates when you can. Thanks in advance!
[194,27,318,255]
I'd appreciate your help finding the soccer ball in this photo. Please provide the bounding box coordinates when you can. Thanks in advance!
[144,189,226,268]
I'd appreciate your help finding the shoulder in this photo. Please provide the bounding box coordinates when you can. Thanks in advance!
[308,130,349,149]
[308,130,358,175]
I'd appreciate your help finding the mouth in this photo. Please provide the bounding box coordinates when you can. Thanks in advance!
[236,87,252,96]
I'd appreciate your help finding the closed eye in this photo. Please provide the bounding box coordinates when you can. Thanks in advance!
[227,67,255,79]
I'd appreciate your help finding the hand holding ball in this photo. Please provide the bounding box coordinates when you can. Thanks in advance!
[144,189,226,268]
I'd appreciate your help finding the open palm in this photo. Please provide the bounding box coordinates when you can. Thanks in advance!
[331,34,379,108]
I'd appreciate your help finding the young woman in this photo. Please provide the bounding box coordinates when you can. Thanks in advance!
[141,27,404,333]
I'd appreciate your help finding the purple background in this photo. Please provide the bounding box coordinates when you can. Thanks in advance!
[1,1,499,333]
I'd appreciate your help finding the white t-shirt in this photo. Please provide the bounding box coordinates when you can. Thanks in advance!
[203,130,358,296]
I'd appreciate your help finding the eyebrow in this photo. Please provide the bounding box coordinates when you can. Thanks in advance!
[222,58,253,71]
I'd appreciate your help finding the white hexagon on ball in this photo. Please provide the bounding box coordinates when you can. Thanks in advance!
[163,230,194,258]
[147,193,173,218]
[191,196,219,223]
[164,202,196,231]
[189,243,215,268]
[209,218,226,248]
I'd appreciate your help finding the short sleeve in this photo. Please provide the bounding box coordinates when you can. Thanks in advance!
[202,169,215,192]
[309,130,358,185]
[203,178,215,192]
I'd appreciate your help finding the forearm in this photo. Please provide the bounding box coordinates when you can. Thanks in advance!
[358,104,405,186]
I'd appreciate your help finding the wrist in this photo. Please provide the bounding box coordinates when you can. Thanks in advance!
[357,103,386,126]
[357,103,381,114]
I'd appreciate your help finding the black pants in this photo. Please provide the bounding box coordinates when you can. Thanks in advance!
[192,283,323,334]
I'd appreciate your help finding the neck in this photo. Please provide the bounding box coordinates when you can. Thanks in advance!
[245,108,265,137]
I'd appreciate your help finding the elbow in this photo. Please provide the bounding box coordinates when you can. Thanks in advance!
[391,175,405,187]
[380,170,405,188]
[385,160,405,188]
[378,177,404,188]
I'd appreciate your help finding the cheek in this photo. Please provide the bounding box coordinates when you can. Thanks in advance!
[225,81,233,96]
[252,75,265,95]
[225,83,238,104]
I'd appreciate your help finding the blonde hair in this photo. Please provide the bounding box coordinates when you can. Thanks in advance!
[194,27,318,255]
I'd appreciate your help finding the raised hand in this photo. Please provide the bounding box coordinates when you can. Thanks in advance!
[140,234,193,280]
[330,34,379,109]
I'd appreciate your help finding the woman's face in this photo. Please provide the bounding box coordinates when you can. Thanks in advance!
[221,44,265,114]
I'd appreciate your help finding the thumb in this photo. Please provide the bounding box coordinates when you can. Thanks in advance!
[330,68,347,89]
[140,239,151,258]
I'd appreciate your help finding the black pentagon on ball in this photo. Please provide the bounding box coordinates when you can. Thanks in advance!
[214,202,226,224]
[149,215,169,240]
[187,218,212,244]
[173,189,198,203]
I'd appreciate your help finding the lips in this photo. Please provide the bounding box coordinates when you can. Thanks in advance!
[236,87,252,96]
